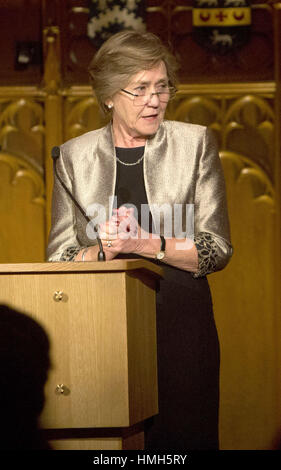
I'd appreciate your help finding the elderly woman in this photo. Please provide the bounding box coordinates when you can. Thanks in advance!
[47,30,232,450]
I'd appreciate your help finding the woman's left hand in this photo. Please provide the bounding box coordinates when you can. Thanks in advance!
[99,207,148,255]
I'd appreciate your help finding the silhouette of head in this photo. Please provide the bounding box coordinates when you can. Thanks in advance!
[0,304,51,449]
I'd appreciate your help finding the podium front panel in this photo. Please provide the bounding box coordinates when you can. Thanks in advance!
[0,264,158,431]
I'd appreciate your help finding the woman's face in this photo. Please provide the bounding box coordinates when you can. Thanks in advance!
[108,61,169,144]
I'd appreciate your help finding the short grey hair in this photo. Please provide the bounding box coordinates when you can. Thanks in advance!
[88,30,178,115]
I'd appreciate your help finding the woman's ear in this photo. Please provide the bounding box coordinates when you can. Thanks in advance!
[105,99,113,109]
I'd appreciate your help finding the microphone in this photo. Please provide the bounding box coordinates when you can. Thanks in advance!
[51,146,106,261]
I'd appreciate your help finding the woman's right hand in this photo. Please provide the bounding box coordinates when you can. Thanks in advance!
[98,207,145,255]
[75,241,117,262]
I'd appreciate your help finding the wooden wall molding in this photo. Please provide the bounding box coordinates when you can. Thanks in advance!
[220,150,274,198]
[0,94,45,171]
[0,151,45,263]
[209,148,277,449]
[0,152,45,207]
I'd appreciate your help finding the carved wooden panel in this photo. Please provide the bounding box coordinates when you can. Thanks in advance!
[0,94,45,170]
[63,91,108,141]
[167,86,275,182]
[209,151,277,449]
[0,152,45,263]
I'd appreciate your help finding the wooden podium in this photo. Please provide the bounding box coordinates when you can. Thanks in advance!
[0,259,162,450]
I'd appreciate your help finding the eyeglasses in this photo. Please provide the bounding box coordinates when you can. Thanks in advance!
[120,86,177,105]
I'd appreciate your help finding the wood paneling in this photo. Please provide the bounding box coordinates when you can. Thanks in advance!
[48,437,122,450]
[0,91,45,167]
[167,84,275,181]
[273,3,281,443]
[209,151,277,449]
[0,152,45,263]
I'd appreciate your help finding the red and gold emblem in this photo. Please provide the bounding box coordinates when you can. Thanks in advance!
[192,0,251,53]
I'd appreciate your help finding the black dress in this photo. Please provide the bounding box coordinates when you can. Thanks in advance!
[115,147,220,450]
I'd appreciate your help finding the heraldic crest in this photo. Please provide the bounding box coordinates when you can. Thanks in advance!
[192,0,252,53]
[87,0,145,48]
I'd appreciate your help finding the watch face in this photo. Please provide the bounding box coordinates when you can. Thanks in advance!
[156,251,165,260]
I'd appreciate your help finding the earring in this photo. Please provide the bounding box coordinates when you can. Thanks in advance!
[107,103,113,109]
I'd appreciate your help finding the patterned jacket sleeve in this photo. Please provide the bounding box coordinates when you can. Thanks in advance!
[192,128,233,277]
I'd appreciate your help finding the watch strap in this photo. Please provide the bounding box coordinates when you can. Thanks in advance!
[155,235,166,260]
[160,235,166,252]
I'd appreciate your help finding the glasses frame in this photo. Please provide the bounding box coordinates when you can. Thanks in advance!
[120,86,177,104]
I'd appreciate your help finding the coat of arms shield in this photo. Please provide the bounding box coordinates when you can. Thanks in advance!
[192,0,252,54]
[87,0,146,48]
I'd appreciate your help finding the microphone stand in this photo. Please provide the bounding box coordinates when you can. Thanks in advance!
[51,146,106,261]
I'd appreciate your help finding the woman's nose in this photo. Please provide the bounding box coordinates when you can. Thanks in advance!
[147,92,160,106]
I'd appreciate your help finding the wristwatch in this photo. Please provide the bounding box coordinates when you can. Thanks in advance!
[155,235,166,260]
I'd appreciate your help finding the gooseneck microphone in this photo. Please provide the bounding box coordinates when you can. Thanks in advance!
[51,146,106,261]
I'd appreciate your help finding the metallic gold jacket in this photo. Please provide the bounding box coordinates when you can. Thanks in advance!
[47,121,232,275]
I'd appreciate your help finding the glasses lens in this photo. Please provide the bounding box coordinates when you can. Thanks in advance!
[134,92,171,105]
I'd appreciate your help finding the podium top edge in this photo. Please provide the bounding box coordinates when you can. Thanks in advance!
[0,258,163,277]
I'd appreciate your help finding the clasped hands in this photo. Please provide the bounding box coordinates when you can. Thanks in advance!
[99,206,147,255]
